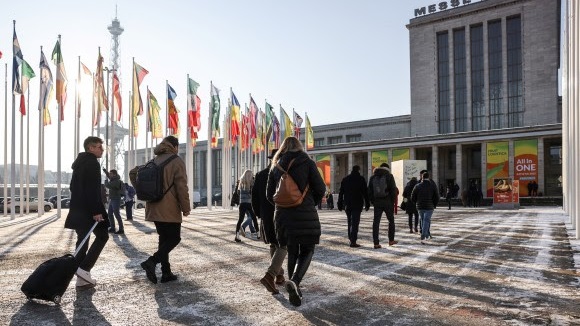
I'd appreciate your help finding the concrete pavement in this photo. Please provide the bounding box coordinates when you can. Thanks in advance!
[1,206,579,325]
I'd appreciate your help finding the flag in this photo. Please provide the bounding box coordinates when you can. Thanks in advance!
[293,110,303,138]
[271,113,280,148]
[249,96,258,139]
[148,90,163,139]
[187,78,201,145]
[95,50,108,112]
[167,83,180,136]
[81,62,91,76]
[306,114,314,150]
[12,26,23,94]
[51,39,67,119]
[19,59,35,115]
[280,106,293,139]
[265,102,274,141]
[38,50,53,126]
[78,62,91,118]
[210,83,220,148]
[112,72,122,121]
[230,90,241,142]
[132,62,148,116]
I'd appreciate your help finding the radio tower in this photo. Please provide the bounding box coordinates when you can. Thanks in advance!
[107,6,128,173]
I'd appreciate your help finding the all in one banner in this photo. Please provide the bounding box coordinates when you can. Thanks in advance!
[371,151,388,171]
[486,141,509,197]
[392,148,410,162]
[514,139,538,196]
[316,154,331,188]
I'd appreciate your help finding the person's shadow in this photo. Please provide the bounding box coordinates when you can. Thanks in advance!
[71,287,111,325]
[9,299,71,325]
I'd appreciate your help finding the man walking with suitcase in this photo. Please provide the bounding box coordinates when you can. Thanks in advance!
[65,136,109,290]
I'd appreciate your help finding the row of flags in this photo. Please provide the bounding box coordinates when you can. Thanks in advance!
[7,24,315,154]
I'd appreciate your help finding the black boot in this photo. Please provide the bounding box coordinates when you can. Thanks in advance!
[160,262,178,283]
[141,256,158,284]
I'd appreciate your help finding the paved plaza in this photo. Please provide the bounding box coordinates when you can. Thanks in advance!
[0,206,579,325]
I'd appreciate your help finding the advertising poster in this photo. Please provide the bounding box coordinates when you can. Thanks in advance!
[316,154,331,188]
[392,148,410,162]
[493,178,513,204]
[512,180,520,203]
[514,139,538,196]
[486,142,509,197]
[371,151,388,171]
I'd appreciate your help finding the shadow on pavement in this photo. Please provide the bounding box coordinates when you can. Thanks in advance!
[10,299,71,326]
[72,287,110,325]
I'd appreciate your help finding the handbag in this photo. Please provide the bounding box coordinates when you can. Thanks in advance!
[400,198,407,211]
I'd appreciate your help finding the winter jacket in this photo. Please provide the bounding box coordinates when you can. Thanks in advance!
[338,170,369,211]
[65,152,109,230]
[403,179,419,215]
[105,174,123,200]
[142,140,191,223]
[252,165,276,245]
[239,188,252,204]
[411,178,439,210]
[266,150,326,245]
[367,166,397,208]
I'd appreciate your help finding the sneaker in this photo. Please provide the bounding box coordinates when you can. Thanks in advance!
[350,243,361,248]
[260,273,279,294]
[251,232,258,239]
[388,240,398,246]
[285,280,302,306]
[275,274,286,285]
[140,259,158,284]
[75,277,96,290]
[374,244,382,249]
[160,272,178,283]
[76,268,96,285]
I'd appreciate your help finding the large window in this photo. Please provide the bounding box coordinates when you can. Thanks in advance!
[488,20,503,129]
[346,134,362,143]
[314,138,325,147]
[454,28,467,132]
[328,136,342,145]
[471,24,485,131]
[507,15,523,127]
[438,32,451,134]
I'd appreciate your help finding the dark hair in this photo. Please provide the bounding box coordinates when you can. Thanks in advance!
[420,170,428,175]
[109,169,118,176]
[380,163,389,168]
[83,136,103,151]
[422,172,430,179]
[164,135,179,148]
[352,165,360,172]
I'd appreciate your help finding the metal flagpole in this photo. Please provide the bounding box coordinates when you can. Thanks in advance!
[37,48,42,218]
[3,63,7,217]
[56,35,62,218]
[10,24,17,220]
[26,86,30,214]
[207,82,213,210]
[110,69,116,171]
[186,74,193,209]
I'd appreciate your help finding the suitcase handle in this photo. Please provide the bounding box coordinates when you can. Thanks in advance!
[73,221,100,257]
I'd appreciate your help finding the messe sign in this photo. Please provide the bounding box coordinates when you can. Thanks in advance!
[413,0,486,17]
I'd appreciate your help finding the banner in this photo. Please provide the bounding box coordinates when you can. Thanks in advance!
[493,178,513,204]
[392,148,410,162]
[316,154,331,188]
[371,151,388,171]
[514,139,538,196]
[486,142,509,197]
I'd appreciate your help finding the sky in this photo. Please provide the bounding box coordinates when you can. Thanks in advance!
[0,0,437,172]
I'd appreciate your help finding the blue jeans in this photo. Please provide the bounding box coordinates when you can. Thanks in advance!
[241,212,256,233]
[418,209,433,240]
[108,198,123,231]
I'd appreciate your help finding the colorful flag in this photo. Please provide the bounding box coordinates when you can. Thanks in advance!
[78,62,91,118]
[265,102,274,141]
[51,39,67,119]
[95,50,108,112]
[148,90,163,139]
[112,72,122,121]
[249,96,258,139]
[210,83,221,148]
[19,59,35,115]
[280,106,293,139]
[132,61,148,137]
[187,78,201,145]
[293,110,303,138]
[230,90,241,142]
[12,26,23,94]
[271,112,280,148]
[81,62,91,77]
[38,50,53,126]
[306,114,314,150]
[167,83,179,136]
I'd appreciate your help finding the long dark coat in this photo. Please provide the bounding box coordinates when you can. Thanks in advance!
[252,165,276,245]
[338,170,369,211]
[65,152,109,230]
[403,178,419,215]
[266,151,326,246]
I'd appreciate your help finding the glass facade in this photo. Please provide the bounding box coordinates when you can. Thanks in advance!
[454,28,467,132]
[507,16,523,127]
[488,20,503,129]
[470,24,485,131]
[212,150,222,187]
[438,32,451,134]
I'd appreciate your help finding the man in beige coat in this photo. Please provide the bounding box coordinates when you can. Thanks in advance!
[135,136,191,284]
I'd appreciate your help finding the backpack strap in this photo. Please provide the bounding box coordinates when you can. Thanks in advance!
[158,154,179,196]
[274,158,310,195]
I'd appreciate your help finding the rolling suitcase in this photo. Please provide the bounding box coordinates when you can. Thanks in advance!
[21,221,99,304]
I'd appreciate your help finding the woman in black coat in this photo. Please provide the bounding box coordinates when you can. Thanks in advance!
[266,136,326,307]
[403,177,419,233]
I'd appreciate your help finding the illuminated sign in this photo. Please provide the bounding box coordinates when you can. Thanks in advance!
[414,0,486,17]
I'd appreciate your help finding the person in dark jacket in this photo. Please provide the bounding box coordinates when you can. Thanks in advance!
[326,191,334,209]
[445,184,452,210]
[266,136,326,307]
[411,172,439,244]
[235,170,259,241]
[104,169,124,234]
[403,177,419,233]
[254,149,286,292]
[337,165,370,247]
[64,136,109,290]
[367,163,398,248]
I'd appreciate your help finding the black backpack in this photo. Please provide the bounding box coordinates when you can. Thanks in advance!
[372,174,389,198]
[133,154,178,202]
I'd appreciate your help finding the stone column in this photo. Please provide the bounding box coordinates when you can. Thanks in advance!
[432,145,439,184]
[537,138,545,195]
[481,142,488,197]
[456,144,463,191]
[348,152,354,175]
[329,154,336,193]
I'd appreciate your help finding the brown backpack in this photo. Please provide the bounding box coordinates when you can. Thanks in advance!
[273,158,310,208]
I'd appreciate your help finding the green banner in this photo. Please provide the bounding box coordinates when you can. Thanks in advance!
[392,148,410,162]
[371,151,388,170]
